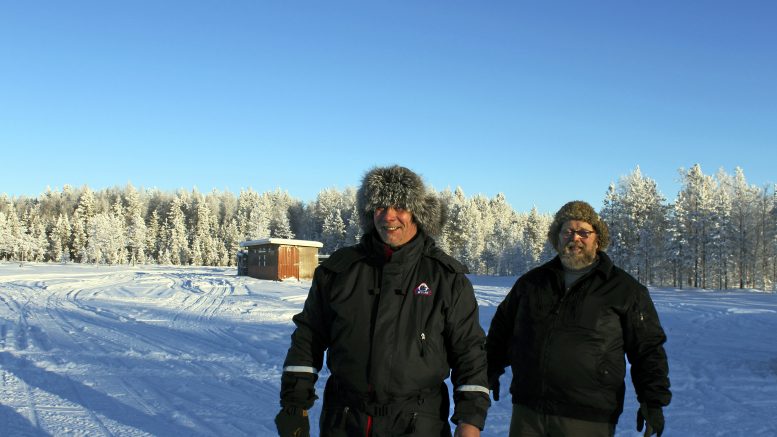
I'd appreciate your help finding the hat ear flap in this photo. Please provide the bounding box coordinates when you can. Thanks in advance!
[417,193,443,237]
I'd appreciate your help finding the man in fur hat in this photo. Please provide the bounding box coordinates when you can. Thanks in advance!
[486,201,671,437]
[275,165,490,437]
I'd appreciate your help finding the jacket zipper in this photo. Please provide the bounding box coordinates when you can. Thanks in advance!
[540,287,570,398]
[419,332,426,357]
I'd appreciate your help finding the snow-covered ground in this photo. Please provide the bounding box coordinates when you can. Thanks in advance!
[1,263,775,436]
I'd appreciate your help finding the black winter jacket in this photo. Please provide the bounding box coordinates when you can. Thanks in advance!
[280,231,490,434]
[487,252,671,424]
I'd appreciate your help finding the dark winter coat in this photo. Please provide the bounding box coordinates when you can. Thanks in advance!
[486,252,671,424]
[280,231,490,435]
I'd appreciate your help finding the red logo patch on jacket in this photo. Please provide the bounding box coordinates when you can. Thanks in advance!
[414,282,432,296]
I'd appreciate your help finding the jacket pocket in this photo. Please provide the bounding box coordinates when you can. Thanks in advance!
[597,358,625,388]
[320,405,354,437]
[395,410,448,436]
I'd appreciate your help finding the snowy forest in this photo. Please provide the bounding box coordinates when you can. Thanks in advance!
[1,164,775,291]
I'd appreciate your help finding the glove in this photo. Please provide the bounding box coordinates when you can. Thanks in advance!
[636,403,664,437]
[275,407,310,437]
[488,374,500,401]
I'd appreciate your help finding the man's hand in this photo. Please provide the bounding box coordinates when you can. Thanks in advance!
[274,407,310,437]
[636,403,664,437]
[454,422,480,437]
[489,374,500,401]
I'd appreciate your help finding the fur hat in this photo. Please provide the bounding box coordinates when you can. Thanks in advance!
[357,165,443,236]
[547,200,610,251]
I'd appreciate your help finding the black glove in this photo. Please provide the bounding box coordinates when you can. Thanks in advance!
[636,403,664,437]
[489,374,500,401]
[275,407,310,437]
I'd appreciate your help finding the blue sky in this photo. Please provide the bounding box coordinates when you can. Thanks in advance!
[1,1,775,213]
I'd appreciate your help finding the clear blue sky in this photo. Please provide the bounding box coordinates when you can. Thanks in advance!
[2,1,775,213]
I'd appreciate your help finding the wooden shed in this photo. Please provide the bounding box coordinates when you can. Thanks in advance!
[237,238,323,281]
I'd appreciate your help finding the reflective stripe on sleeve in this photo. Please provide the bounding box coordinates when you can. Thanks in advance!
[283,366,319,374]
[456,385,490,395]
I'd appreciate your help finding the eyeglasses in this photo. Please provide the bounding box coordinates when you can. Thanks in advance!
[561,229,596,240]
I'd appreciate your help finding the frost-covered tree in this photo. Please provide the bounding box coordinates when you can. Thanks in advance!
[190,194,220,266]
[237,189,271,240]
[753,184,776,290]
[601,167,668,285]
[112,202,129,263]
[457,195,491,274]
[70,210,87,263]
[708,169,734,289]
[145,208,162,263]
[19,206,47,262]
[221,218,242,266]
[344,201,362,246]
[48,213,71,262]
[69,187,98,262]
[267,189,295,239]
[522,206,551,273]
[124,184,147,265]
[321,208,346,254]
[0,207,22,260]
[673,164,718,288]
[309,188,349,243]
[726,167,760,288]
[439,187,468,259]
[482,194,517,275]
[74,187,96,255]
[163,195,190,265]
[85,207,126,264]
[3,203,29,261]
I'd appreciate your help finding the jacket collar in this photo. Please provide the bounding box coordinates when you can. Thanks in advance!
[361,229,427,266]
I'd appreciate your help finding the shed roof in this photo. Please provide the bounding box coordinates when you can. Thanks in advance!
[239,238,323,248]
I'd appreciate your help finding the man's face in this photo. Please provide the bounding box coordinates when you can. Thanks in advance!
[557,219,598,269]
[373,206,418,248]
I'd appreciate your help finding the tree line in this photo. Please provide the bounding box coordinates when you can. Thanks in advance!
[1,164,775,290]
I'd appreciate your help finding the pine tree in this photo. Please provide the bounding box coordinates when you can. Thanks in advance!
[311,188,348,244]
[124,184,147,265]
[601,167,668,285]
[190,194,221,266]
[674,164,717,288]
[85,207,125,265]
[458,196,490,274]
[51,213,71,262]
[221,218,242,266]
[146,209,161,263]
[321,208,346,254]
[484,193,523,275]
[728,167,759,288]
[440,187,468,260]
[237,189,271,240]
[22,206,47,262]
[5,202,27,261]
[164,195,190,265]
[344,202,362,246]
[0,211,15,260]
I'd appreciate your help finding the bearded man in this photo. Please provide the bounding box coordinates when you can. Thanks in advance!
[486,201,671,437]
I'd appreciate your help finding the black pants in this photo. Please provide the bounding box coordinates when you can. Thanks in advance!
[509,404,614,437]
[319,379,451,437]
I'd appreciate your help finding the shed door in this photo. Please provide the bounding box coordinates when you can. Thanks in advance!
[278,246,300,280]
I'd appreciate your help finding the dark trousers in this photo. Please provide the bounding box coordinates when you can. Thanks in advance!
[320,378,451,437]
[509,404,614,437]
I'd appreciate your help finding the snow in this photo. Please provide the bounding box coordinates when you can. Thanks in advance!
[1,263,776,436]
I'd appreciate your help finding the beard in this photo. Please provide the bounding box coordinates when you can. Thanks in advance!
[558,241,597,270]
